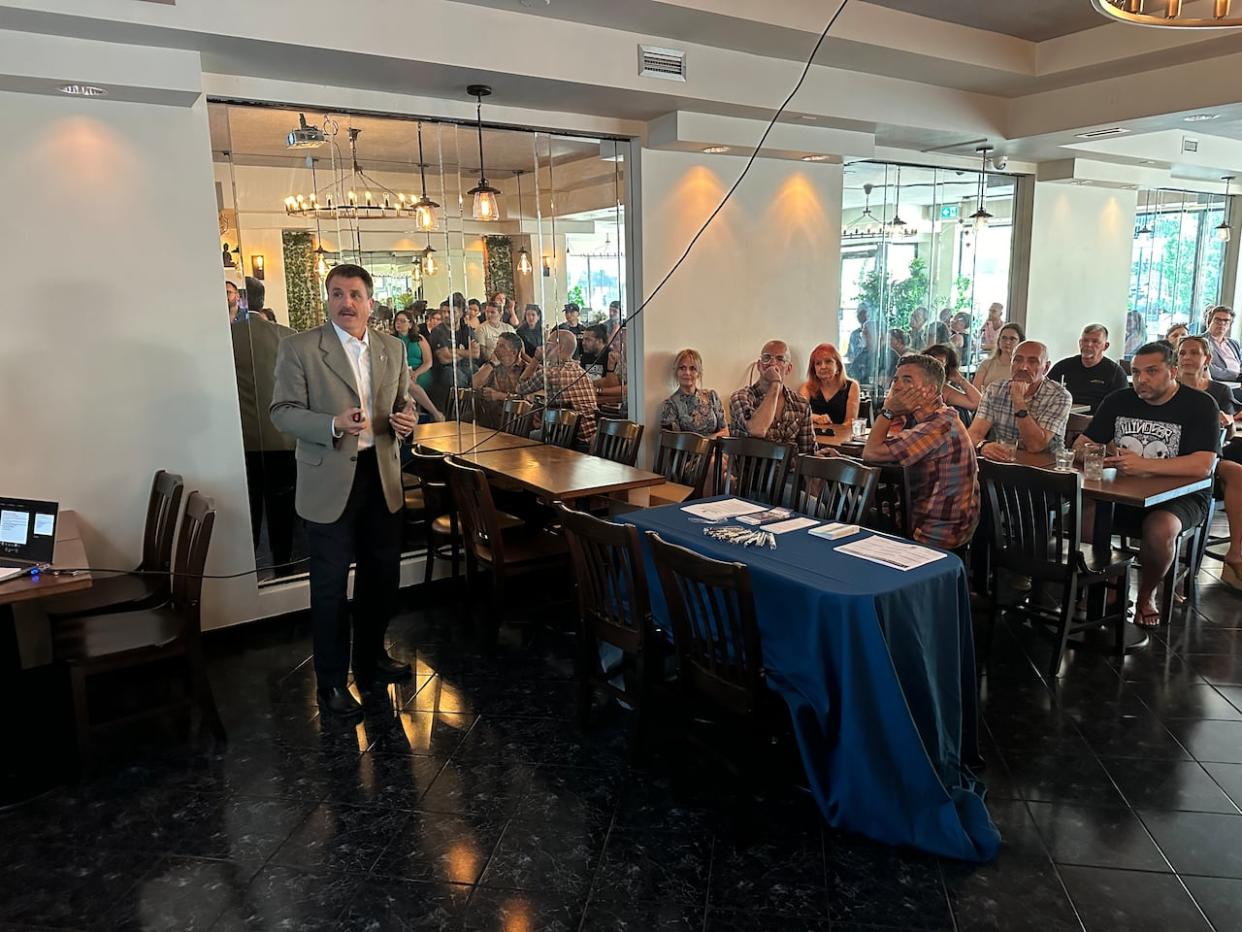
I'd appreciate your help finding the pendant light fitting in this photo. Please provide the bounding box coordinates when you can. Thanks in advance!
[413,121,439,232]
[466,85,502,222]
[1217,176,1234,242]
[971,146,995,231]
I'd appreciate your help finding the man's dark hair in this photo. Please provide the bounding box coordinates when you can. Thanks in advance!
[923,342,960,376]
[586,323,607,342]
[564,302,580,314]
[1209,305,1236,324]
[496,331,524,354]
[896,353,946,393]
[889,328,908,345]
[324,264,373,296]
[1133,341,1176,365]
[609,300,621,311]
[468,298,481,309]
[449,292,467,310]
[244,276,266,311]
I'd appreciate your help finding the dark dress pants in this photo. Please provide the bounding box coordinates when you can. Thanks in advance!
[305,448,403,690]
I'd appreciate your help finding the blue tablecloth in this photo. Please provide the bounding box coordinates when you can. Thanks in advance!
[621,498,999,862]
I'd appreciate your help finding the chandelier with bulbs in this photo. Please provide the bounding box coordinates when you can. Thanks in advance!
[285,127,423,220]
[1090,0,1242,28]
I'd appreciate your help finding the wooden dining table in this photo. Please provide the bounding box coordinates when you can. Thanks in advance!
[411,425,542,456]
[1,510,92,807]
[459,444,666,502]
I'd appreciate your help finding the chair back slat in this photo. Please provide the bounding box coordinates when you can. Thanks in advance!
[652,431,715,497]
[713,437,793,505]
[590,418,644,466]
[445,458,509,567]
[171,492,216,634]
[541,408,581,449]
[410,446,453,519]
[980,460,1081,580]
[791,455,878,523]
[453,387,476,423]
[647,531,765,717]
[142,470,184,574]
[557,503,651,652]
[500,398,534,437]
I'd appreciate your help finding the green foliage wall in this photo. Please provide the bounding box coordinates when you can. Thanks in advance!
[483,235,514,300]
[283,231,324,332]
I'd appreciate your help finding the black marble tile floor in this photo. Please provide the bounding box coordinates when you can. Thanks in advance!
[4,560,1242,931]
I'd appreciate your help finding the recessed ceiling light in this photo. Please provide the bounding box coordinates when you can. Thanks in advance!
[802,154,831,162]
[702,145,730,154]
[58,83,108,97]
[799,115,818,122]
[1141,159,1156,165]
[519,0,550,7]
[1183,113,1220,122]
[1075,127,1129,139]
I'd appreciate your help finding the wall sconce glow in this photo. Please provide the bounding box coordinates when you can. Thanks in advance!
[517,248,533,275]
[702,146,731,154]
[58,84,108,97]
[251,254,265,280]
[1091,0,1242,27]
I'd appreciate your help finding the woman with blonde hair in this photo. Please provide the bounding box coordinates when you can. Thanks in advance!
[973,322,1025,391]
[659,348,725,435]
[800,342,859,428]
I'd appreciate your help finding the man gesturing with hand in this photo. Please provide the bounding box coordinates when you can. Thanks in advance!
[968,340,1072,463]
[271,264,416,719]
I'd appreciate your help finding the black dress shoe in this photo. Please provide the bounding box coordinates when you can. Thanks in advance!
[317,686,363,719]
[373,653,413,681]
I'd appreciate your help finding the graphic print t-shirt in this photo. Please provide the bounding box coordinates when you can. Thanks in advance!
[1085,386,1221,508]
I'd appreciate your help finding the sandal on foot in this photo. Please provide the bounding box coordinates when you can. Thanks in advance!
[1135,607,1162,628]
[1223,563,1242,593]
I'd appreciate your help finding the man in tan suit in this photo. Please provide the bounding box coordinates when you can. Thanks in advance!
[271,264,417,719]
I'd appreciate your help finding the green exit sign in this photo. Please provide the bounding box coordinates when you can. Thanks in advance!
[939,204,960,220]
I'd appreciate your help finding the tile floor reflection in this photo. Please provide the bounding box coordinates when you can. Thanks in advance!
[2,555,1242,930]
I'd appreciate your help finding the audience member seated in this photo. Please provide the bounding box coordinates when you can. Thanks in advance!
[888,329,909,365]
[475,302,517,363]
[862,354,980,552]
[1167,322,1190,346]
[581,323,624,407]
[1124,310,1146,357]
[1177,335,1242,591]
[1075,341,1221,625]
[799,342,859,429]
[973,322,1024,391]
[1047,323,1129,414]
[428,296,478,413]
[968,340,1072,460]
[927,321,952,346]
[847,305,869,361]
[908,306,929,350]
[515,304,544,356]
[516,329,599,449]
[392,310,444,422]
[464,299,482,330]
[471,331,528,425]
[555,302,586,356]
[1206,305,1242,383]
[660,348,725,435]
[949,311,973,364]
[729,340,815,456]
[924,344,981,420]
[848,321,896,389]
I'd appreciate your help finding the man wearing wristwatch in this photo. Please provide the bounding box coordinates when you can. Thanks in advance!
[967,340,1072,462]
[862,354,979,550]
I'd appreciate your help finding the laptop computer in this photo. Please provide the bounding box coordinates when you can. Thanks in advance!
[0,498,59,568]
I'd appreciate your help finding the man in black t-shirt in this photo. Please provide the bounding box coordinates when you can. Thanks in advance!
[1074,341,1220,626]
[578,324,615,380]
[1047,323,1129,414]
[554,303,586,358]
[428,298,478,413]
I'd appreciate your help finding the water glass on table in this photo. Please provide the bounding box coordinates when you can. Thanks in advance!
[1054,446,1075,471]
[1082,442,1106,481]
[851,418,868,440]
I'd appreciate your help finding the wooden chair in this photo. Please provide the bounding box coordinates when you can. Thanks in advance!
[866,463,912,537]
[53,492,226,767]
[712,437,794,506]
[540,408,581,449]
[454,387,476,423]
[444,458,569,640]
[652,430,715,498]
[499,398,534,437]
[556,503,662,745]
[590,418,645,466]
[980,461,1133,678]
[646,530,786,803]
[409,447,462,584]
[48,470,183,619]
[790,455,878,523]
[1065,411,1093,447]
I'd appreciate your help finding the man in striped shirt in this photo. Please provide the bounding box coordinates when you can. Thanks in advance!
[862,354,980,551]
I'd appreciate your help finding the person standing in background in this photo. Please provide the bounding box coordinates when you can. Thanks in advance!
[979,303,1005,356]
[270,264,417,720]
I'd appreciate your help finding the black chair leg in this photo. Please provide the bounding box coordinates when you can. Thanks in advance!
[1049,577,1078,679]
[68,664,92,773]
[190,648,227,743]
[1113,574,1128,659]
[422,525,436,585]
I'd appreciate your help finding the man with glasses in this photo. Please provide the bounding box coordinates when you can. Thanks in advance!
[1047,324,1129,414]
[1206,306,1242,389]
[728,340,815,456]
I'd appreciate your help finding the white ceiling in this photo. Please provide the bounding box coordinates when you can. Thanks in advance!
[842,161,1015,210]
[865,0,1104,41]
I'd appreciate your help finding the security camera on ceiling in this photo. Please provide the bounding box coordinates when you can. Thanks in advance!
[990,154,1009,172]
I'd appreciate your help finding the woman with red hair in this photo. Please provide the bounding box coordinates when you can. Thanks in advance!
[800,342,859,429]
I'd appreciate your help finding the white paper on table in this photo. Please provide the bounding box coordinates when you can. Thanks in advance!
[835,534,947,571]
[681,499,767,521]
[0,566,29,583]
[0,510,29,546]
[763,517,820,535]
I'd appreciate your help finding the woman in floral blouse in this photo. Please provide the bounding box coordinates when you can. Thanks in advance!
[659,348,725,435]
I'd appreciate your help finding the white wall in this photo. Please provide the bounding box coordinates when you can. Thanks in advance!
[637,150,843,444]
[0,84,258,632]
[1022,183,1138,364]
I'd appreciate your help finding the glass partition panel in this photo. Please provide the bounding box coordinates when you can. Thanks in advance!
[210,101,631,582]
[839,161,1016,403]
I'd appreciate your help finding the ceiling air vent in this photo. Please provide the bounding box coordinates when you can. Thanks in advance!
[1183,137,1200,153]
[639,46,686,82]
[1074,127,1129,140]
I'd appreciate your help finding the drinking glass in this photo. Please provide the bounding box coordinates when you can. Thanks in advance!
[998,438,1018,459]
[851,418,868,440]
[1083,443,1105,481]
[1054,447,1075,471]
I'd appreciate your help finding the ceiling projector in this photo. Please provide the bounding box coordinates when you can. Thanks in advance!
[287,114,326,149]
